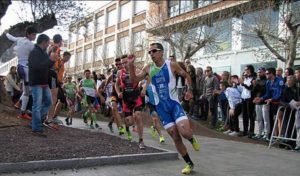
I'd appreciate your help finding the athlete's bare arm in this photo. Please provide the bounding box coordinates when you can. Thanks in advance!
[128,56,149,83]
[114,70,122,97]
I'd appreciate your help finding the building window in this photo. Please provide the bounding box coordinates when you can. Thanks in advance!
[107,9,117,27]
[134,0,148,15]
[95,45,103,61]
[180,0,193,13]
[96,15,105,32]
[120,2,131,22]
[86,21,94,36]
[169,0,179,17]
[78,26,85,40]
[198,0,211,8]
[105,40,116,58]
[69,54,75,68]
[241,8,279,49]
[85,48,93,63]
[69,31,76,43]
[76,51,83,65]
[118,36,130,54]
[133,31,146,51]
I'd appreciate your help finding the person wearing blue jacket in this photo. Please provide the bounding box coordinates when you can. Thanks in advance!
[253,67,284,138]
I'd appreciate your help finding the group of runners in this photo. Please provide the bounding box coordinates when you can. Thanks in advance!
[6,26,200,174]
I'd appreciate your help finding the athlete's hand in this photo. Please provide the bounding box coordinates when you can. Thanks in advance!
[118,92,123,99]
[184,90,193,101]
[127,54,136,65]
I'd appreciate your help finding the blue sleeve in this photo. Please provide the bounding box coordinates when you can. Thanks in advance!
[272,80,284,100]
[261,81,270,100]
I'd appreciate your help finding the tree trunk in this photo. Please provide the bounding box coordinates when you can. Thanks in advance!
[0,13,57,60]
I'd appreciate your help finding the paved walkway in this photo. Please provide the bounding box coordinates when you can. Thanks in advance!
[2,117,300,176]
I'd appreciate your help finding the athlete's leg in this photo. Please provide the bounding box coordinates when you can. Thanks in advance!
[48,88,58,120]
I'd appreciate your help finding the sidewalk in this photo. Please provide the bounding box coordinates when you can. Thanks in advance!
[3,116,300,176]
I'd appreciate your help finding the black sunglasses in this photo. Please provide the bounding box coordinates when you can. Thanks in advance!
[148,48,161,54]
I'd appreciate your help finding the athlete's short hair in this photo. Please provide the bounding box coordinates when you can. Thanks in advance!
[121,54,128,59]
[150,43,164,51]
[53,34,63,44]
[25,26,37,36]
[63,51,71,57]
[84,69,91,74]
[36,34,50,44]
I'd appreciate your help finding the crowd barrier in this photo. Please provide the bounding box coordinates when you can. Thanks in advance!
[268,105,300,150]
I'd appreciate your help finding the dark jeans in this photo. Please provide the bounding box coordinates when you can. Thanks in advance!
[229,103,242,132]
[242,98,255,134]
[220,99,228,123]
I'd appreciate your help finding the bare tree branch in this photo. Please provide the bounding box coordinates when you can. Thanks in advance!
[254,28,286,62]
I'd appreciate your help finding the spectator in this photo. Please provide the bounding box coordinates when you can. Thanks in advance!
[4,66,21,104]
[182,65,197,117]
[201,66,220,128]
[184,58,191,67]
[223,75,242,136]
[221,71,231,86]
[276,67,283,79]
[253,67,268,140]
[253,67,284,139]
[239,65,256,138]
[169,55,176,62]
[278,75,297,148]
[192,67,205,120]
[28,34,54,136]
[176,62,186,102]
[283,67,294,83]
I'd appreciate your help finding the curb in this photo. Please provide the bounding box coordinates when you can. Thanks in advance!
[0,148,178,174]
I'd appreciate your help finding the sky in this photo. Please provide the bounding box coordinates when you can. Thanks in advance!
[0,0,111,40]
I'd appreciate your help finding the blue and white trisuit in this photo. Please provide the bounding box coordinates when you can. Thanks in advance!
[148,60,188,129]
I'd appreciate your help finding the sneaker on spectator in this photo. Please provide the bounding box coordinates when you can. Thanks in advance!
[223,130,232,135]
[229,131,239,136]
[294,146,300,151]
[253,134,262,140]
[238,131,248,137]
[18,113,32,121]
[262,135,270,141]
[53,117,63,125]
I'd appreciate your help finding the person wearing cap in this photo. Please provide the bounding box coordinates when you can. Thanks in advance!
[253,67,268,140]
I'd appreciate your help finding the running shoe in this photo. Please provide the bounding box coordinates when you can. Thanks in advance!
[139,141,146,150]
[159,136,165,143]
[108,123,114,133]
[65,118,70,125]
[119,127,125,135]
[181,164,194,174]
[150,125,157,138]
[95,123,101,129]
[191,137,200,151]
[90,124,95,129]
[18,113,32,121]
[127,131,132,141]
[43,120,59,130]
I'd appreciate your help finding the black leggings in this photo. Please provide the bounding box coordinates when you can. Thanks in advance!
[242,98,255,134]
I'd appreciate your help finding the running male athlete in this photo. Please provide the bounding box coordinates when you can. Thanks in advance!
[6,26,37,120]
[104,58,125,135]
[115,54,145,149]
[128,43,200,174]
